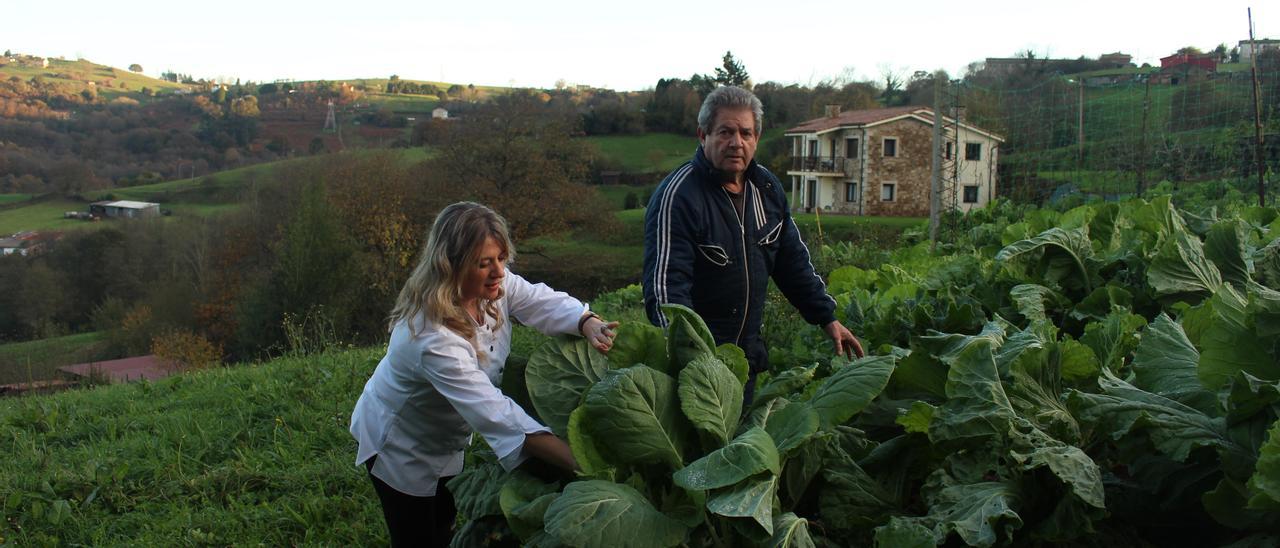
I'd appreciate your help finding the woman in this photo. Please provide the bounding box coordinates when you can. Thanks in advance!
[349,202,617,546]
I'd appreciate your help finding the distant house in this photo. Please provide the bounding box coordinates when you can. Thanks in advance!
[785,106,1004,217]
[1098,52,1134,68]
[432,107,449,119]
[0,231,46,256]
[89,200,161,219]
[1160,52,1217,72]
[1151,63,1214,86]
[1240,39,1280,64]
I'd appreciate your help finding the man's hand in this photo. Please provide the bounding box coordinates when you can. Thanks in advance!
[823,321,865,359]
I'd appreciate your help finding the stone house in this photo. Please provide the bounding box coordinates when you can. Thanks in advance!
[784,106,1004,217]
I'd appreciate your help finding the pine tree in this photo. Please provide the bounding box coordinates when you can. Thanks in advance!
[714,51,750,88]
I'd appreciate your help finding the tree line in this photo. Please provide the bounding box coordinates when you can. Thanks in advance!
[0,91,616,368]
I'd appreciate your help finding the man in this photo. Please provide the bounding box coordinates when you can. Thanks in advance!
[642,85,863,399]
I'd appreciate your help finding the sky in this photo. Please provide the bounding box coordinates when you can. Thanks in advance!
[3,0,1270,91]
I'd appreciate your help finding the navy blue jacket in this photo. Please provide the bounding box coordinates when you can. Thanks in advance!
[642,146,837,373]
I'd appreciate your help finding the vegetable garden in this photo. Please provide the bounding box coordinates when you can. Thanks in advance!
[452,195,1280,547]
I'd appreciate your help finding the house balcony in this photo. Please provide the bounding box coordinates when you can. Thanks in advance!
[789,156,857,176]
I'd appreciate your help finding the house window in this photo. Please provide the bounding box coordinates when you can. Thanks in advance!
[945,142,953,160]
[963,185,979,204]
[883,138,898,157]
[881,183,896,202]
[807,140,818,157]
[965,142,982,161]
[845,138,859,159]
[845,182,858,202]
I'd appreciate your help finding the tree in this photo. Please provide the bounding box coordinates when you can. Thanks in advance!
[879,64,906,106]
[714,51,750,88]
[422,89,614,238]
[3,50,10,57]
[230,95,259,118]
[128,63,143,73]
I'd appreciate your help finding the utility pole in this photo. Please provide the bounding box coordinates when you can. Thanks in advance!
[1137,78,1151,195]
[1248,8,1267,206]
[930,72,944,251]
[1077,78,1085,166]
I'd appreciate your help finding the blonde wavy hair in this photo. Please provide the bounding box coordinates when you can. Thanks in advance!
[389,202,516,344]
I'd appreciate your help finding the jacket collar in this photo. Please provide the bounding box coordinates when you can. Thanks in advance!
[693,145,766,191]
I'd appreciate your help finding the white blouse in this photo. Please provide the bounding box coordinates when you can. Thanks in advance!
[349,272,587,496]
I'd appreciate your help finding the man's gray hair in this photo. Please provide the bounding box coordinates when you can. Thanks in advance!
[697,86,763,135]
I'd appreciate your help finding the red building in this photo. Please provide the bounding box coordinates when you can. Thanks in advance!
[1160,52,1217,72]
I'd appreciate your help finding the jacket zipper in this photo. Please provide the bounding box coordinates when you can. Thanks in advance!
[721,184,750,346]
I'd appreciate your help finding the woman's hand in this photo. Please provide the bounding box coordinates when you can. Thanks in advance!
[580,315,619,354]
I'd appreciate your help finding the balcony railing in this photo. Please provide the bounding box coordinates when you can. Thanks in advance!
[790,156,857,175]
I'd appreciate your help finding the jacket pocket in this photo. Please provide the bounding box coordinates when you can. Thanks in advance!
[697,243,730,266]
[757,221,783,247]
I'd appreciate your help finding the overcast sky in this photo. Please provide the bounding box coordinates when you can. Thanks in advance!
[4,0,1269,90]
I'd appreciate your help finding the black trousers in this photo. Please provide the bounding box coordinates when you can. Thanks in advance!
[365,457,457,547]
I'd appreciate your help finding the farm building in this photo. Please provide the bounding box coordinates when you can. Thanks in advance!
[432,107,449,119]
[785,106,1004,217]
[0,231,46,256]
[89,200,160,219]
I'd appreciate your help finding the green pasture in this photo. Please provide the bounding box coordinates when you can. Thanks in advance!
[0,57,188,102]
[0,199,97,234]
[0,194,33,206]
[0,331,106,385]
[363,93,439,113]
[586,133,693,173]
[595,183,658,209]
[0,348,389,544]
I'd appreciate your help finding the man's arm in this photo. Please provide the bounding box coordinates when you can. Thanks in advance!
[769,196,864,358]
[643,167,698,327]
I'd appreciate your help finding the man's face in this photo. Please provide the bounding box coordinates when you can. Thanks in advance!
[698,107,758,182]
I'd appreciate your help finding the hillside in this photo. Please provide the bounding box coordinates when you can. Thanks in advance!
[0,54,189,101]
[0,309,598,544]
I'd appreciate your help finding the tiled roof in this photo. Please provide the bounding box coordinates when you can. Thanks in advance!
[59,355,170,383]
[786,106,928,134]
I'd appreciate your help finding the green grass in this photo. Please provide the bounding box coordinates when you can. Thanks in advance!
[0,56,189,102]
[0,349,389,544]
[587,128,787,175]
[363,93,439,113]
[0,194,33,206]
[0,331,107,385]
[0,198,98,234]
[596,183,658,209]
[586,132,694,173]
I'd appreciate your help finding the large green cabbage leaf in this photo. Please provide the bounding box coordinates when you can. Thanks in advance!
[1205,219,1252,288]
[706,473,779,535]
[608,322,671,374]
[677,353,742,445]
[1198,284,1278,391]
[1130,314,1217,415]
[1247,419,1280,510]
[662,303,716,370]
[543,480,688,548]
[807,354,897,430]
[995,227,1095,293]
[768,513,816,548]
[673,427,779,491]
[583,365,689,469]
[527,336,612,436]
[1147,228,1223,299]
[1071,369,1241,463]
